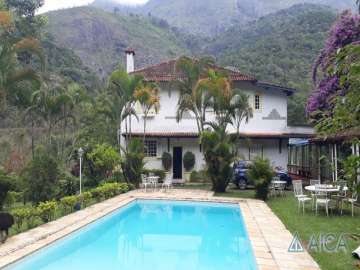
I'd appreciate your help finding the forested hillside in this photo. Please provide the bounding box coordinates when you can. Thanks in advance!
[209,4,337,125]
[46,7,189,77]
[93,0,354,36]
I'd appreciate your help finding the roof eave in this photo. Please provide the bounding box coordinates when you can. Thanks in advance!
[256,82,296,96]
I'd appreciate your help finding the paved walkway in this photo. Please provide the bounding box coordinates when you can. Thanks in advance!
[0,189,320,270]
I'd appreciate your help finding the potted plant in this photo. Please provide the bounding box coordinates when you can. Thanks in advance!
[183,151,195,182]
[161,152,172,181]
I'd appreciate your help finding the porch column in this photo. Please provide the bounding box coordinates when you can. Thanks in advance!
[331,144,335,182]
[334,144,338,182]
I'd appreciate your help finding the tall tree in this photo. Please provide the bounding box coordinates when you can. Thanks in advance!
[175,56,215,133]
[0,3,45,109]
[107,69,143,152]
[133,83,160,144]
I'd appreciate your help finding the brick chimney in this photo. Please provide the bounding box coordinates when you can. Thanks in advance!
[125,48,135,73]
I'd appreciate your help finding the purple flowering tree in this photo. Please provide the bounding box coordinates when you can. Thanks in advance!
[307,11,360,118]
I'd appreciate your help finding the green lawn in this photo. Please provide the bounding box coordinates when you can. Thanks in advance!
[212,187,360,270]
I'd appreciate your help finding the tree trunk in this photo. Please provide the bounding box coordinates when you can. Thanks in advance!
[119,111,122,156]
[31,113,35,159]
[143,113,147,148]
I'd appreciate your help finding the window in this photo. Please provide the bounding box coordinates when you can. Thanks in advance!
[144,140,157,157]
[254,93,262,111]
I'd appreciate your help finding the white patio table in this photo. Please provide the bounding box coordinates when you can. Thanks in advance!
[272,180,287,185]
[147,176,160,191]
[271,180,287,196]
[305,185,348,193]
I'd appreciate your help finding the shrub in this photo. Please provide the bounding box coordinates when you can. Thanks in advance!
[37,201,57,223]
[79,192,92,207]
[12,207,33,230]
[0,171,14,210]
[89,183,129,202]
[161,152,172,171]
[87,144,121,181]
[183,152,195,172]
[58,174,79,197]
[22,147,61,204]
[201,130,234,192]
[343,155,360,194]
[190,170,208,183]
[90,186,104,202]
[247,157,274,201]
[121,139,145,188]
[60,195,79,214]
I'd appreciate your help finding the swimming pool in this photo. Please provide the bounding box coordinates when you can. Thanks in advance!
[5,200,257,270]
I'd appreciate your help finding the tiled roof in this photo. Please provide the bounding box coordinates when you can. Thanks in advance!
[131,59,256,82]
[125,132,314,139]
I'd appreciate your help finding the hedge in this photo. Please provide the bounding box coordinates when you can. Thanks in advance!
[10,183,130,232]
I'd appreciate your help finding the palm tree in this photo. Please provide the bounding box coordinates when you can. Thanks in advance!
[196,69,234,130]
[230,89,253,136]
[175,56,215,133]
[108,69,143,152]
[0,10,45,109]
[133,83,160,144]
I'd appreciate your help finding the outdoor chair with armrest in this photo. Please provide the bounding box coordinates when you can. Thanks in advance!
[293,182,311,214]
[141,174,151,192]
[341,192,358,217]
[162,177,172,192]
[314,187,331,216]
[309,179,321,210]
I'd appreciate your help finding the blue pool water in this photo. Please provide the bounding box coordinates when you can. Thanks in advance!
[6,200,257,270]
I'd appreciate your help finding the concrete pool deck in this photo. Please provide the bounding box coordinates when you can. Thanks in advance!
[0,189,320,270]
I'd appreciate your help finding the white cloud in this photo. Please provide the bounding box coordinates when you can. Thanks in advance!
[39,0,149,14]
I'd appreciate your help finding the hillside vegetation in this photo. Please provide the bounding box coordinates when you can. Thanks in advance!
[209,4,337,125]
[93,0,354,36]
[46,7,189,77]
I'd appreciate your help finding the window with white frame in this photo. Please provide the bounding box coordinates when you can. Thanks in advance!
[254,93,262,111]
[144,140,157,157]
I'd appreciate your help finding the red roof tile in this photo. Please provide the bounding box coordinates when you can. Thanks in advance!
[131,59,256,82]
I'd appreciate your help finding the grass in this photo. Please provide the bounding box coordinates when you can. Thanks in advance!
[267,194,360,270]
[184,183,360,270]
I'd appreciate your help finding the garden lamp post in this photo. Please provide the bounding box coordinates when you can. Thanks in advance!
[78,147,84,195]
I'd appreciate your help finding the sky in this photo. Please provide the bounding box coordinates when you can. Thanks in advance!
[38,0,149,14]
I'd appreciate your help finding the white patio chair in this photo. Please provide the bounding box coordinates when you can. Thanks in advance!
[141,174,151,192]
[333,180,347,210]
[341,192,358,217]
[310,179,321,210]
[162,177,172,192]
[293,182,311,213]
[269,182,276,197]
[315,187,331,216]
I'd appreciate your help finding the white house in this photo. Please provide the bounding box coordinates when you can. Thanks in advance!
[122,49,314,181]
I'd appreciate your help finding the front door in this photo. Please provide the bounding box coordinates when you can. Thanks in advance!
[173,147,183,179]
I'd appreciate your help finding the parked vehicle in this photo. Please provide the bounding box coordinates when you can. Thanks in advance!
[233,161,292,189]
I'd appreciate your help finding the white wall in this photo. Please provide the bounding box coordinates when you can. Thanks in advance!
[124,81,294,135]
[142,137,288,174]
[143,138,205,172]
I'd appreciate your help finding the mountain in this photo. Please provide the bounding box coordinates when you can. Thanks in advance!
[45,6,189,77]
[207,4,337,125]
[42,33,102,93]
[93,0,355,36]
